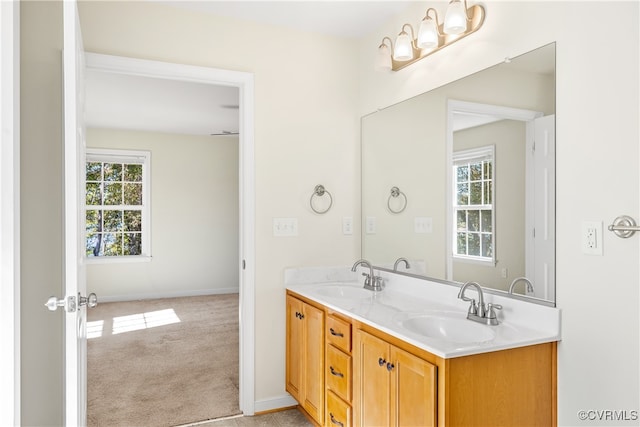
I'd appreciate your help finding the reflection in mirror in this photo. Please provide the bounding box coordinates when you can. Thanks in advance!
[361,43,556,304]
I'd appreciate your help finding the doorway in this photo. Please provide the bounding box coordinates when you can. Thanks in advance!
[83,52,256,419]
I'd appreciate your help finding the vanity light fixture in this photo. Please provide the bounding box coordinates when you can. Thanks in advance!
[376,0,485,72]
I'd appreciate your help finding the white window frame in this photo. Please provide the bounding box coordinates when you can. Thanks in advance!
[85,148,151,263]
[452,145,495,265]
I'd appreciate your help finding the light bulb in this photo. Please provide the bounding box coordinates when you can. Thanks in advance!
[444,0,468,35]
[376,44,392,71]
[393,32,413,61]
[417,18,439,49]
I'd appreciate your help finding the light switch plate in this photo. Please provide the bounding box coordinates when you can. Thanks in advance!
[414,217,433,234]
[273,218,298,236]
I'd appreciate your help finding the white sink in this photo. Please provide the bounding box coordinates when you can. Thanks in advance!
[315,284,374,300]
[400,314,496,344]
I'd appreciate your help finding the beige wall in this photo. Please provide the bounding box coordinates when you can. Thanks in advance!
[359,1,639,424]
[86,128,239,301]
[20,2,64,425]
[77,1,361,405]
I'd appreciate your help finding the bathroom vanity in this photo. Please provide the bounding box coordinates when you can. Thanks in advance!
[285,269,560,427]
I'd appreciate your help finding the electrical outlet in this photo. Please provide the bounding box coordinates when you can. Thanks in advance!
[581,221,603,255]
[342,217,353,235]
[366,217,376,234]
[501,268,508,278]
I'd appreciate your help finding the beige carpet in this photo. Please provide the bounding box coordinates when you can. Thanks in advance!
[87,294,241,427]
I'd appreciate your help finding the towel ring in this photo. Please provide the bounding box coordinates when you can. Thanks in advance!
[310,184,333,214]
[388,186,407,214]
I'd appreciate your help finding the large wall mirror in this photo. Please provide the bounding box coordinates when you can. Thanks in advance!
[362,43,556,305]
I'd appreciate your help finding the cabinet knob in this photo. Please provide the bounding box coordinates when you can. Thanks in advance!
[386,362,395,372]
[378,357,386,367]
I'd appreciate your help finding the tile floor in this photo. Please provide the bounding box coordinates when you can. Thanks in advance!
[187,408,313,427]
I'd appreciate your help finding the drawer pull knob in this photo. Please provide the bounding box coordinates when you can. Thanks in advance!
[329,366,344,378]
[330,413,344,427]
[378,357,386,366]
[387,362,395,372]
[329,327,344,337]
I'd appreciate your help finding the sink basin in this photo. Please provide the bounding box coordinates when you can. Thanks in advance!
[315,284,374,299]
[401,315,496,344]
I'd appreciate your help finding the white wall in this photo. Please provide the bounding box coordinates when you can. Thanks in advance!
[77,1,361,406]
[86,128,239,301]
[359,1,639,425]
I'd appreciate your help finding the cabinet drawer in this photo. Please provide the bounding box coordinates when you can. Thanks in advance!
[327,315,351,353]
[326,344,351,402]
[326,390,351,427]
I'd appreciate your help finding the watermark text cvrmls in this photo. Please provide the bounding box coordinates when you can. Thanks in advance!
[577,410,639,422]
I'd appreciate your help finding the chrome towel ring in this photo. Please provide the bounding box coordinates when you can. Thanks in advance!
[388,186,407,214]
[310,184,333,214]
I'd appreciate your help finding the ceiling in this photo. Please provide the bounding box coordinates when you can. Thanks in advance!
[85,1,416,136]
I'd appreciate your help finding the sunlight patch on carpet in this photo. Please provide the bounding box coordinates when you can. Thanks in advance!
[112,308,181,334]
[87,320,104,339]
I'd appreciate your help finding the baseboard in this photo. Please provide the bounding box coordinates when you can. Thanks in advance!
[253,395,298,414]
[97,287,239,303]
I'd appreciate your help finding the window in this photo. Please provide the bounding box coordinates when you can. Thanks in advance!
[85,149,150,260]
[453,145,494,264]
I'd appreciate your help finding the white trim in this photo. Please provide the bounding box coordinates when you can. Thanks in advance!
[85,255,152,264]
[446,100,542,281]
[85,53,256,415]
[0,1,20,425]
[253,395,298,414]
[97,287,239,303]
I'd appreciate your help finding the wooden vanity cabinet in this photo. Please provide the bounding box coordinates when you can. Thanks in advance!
[286,294,324,425]
[286,291,557,427]
[325,312,353,427]
[353,329,437,427]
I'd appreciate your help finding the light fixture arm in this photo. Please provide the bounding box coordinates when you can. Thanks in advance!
[423,7,441,29]
[379,36,394,50]
[400,23,416,44]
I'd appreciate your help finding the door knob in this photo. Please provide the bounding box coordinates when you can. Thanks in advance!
[45,295,76,312]
[79,293,98,308]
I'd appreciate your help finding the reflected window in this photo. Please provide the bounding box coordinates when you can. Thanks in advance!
[85,149,151,260]
[453,145,494,264]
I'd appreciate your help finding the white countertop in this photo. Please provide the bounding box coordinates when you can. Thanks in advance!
[285,267,561,359]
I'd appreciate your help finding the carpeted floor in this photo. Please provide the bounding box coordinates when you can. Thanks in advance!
[87,294,241,427]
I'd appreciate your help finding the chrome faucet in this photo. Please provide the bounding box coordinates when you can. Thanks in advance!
[351,259,384,292]
[393,257,411,271]
[508,277,534,295]
[457,281,502,326]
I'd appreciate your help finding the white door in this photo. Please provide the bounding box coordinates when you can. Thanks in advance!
[529,114,555,300]
[44,2,94,425]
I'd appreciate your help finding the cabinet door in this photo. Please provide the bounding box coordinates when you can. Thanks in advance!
[390,346,437,427]
[353,330,390,427]
[285,295,303,402]
[303,302,325,423]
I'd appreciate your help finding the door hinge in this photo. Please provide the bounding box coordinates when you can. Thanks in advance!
[242,259,246,270]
